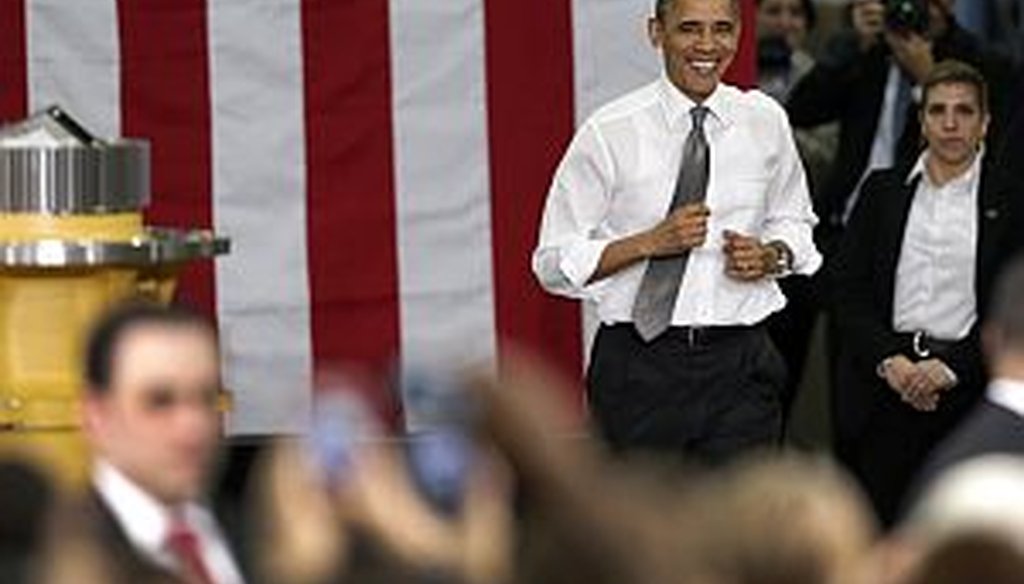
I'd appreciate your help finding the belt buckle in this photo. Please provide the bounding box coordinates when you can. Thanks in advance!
[912,330,931,358]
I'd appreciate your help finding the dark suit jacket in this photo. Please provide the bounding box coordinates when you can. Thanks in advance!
[916,398,1024,488]
[831,157,1017,445]
[69,489,185,584]
[787,25,1011,236]
[73,487,247,584]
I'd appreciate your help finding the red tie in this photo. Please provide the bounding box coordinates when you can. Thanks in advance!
[165,515,215,584]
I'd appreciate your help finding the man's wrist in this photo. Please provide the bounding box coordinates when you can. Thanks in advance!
[763,240,794,277]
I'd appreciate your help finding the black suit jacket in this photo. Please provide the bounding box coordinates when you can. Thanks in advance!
[831,158,1017,444]
[918,399,1024,484]
[787,25,1011,235]
[72,489,185,584]
[74,487,247,584]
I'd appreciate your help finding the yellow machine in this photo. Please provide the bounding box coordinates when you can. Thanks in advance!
[0,108,228,484]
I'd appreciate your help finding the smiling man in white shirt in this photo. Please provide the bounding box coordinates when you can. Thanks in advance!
[533,0,820,463]
[79,302,244,584]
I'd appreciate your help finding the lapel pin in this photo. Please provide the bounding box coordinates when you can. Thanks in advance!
[985,209,999,220]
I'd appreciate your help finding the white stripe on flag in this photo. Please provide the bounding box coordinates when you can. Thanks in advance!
[390,0,497,371]
[26,0,121,136]
[208,0,312,434]
[571,0,660,365]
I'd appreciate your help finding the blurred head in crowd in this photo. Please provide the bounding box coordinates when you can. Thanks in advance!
[984,255,1024,376]
[904,455,1024,550]
[0,459,53,552]
[919,60,989,174]
[650,0,741,101]
[903,530,1024,584]
[894,456,1024,583]
[692,455,878,584]
[81,302,222,505]
[757,0,815,51]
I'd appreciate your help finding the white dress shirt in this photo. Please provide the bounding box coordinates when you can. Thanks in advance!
[893,151,982,341]
[94,460,245,584]
[533,75,821,327]
[988,378,1024,417]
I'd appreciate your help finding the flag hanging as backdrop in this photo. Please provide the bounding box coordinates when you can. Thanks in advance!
[0,0,755,435]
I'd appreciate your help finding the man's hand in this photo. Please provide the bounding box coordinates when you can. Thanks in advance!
[852,0,885,52]
[902,358,956,411]
[643,203,710,258]
[722,230,773,281]
[885,30,935,83]
[879,354,919,396]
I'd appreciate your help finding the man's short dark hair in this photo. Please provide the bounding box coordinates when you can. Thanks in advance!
[988,255,1024,349]
[655,0,741,21]
[922,59,990,114]
[84,300,215,395]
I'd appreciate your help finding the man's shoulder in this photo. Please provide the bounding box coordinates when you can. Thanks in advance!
[583,80,663,127]
[721,84,788,119]
[56,489,184,584]
[915,400,1024,492]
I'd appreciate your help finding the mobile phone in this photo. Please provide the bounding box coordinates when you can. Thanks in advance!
[399,368,477,515]
[305,389,374,489]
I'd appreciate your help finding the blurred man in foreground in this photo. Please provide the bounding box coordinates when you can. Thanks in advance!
[78,302,242,583]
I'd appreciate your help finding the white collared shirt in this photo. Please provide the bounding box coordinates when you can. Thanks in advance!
[533,75,821,326]
[893,151,982,340]
[987,378,1024,417]
[93,460,245,584]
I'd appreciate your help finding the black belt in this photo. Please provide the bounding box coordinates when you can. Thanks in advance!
[608,323,759,347]
[895,330,959,358]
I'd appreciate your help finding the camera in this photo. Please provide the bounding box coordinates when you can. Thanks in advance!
[885,0,929,35]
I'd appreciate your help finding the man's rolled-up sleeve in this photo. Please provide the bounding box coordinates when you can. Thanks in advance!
[532,122,617,299]
[761,104,822,276]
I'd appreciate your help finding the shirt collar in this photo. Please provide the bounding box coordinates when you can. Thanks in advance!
[905,148,985,190]
[93,460,205,558]
[988,378,1024,418]
[657,74,732,132]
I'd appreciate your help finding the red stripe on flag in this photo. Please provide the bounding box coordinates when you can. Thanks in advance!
[301,0,400,367]
[724,0,758,87]
[484,0,583,385]
[0,0,27,121]
[118,0,216,315]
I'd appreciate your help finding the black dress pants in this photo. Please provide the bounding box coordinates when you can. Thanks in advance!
[586,323,786,465]
[846,376,980,527]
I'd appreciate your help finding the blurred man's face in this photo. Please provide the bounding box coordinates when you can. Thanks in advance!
[650,0,739,101]
[921,81,988,171]
[758,0,809,50]
[85,324,222,505]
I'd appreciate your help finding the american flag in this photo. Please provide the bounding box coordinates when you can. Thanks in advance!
[0,0,756,434]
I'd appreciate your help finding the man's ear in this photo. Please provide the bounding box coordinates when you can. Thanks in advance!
[648,16,664,49]
[80,391,106,441]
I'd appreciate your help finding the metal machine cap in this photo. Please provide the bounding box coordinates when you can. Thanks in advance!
[0,107,150,214]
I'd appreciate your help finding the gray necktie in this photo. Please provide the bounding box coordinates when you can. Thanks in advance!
[632,105,710,342]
